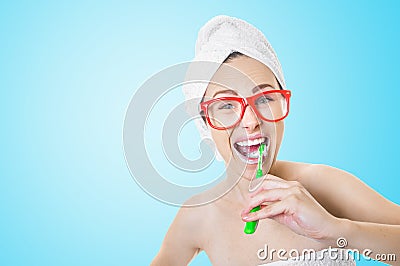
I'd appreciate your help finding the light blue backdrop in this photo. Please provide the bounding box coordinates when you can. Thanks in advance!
[1,1,398,265]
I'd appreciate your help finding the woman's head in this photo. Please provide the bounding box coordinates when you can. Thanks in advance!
[202,53,289,179]
[182,15,289,178]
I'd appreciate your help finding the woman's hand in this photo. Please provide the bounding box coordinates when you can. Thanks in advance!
[241,174,340,243]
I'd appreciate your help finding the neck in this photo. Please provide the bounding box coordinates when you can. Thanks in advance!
[221,158,279,204]
[221,166,258,204]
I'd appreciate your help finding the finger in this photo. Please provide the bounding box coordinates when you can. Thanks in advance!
[265,173,285,181]
[249,178,291,195]
[243,185,303,215]
[249,174,284,191]
[240,200,276,217]
[250,176,305,196]
[242,195,299,222]
[243,188,291,214]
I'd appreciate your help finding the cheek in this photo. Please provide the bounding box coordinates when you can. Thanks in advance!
[210,129,232,158]
[274,121,285,148]
[261,121,284,150]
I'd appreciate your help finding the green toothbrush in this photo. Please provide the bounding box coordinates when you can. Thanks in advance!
[244,143,265,234]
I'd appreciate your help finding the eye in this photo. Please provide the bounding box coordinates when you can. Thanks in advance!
[219,102,235,110]
[255,95,273,105]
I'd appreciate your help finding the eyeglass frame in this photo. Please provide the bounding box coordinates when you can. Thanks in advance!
[199,89,292,130]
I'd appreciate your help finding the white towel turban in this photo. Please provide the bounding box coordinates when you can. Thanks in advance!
[182,15,286,161]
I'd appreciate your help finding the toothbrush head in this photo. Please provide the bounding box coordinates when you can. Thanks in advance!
[259,143,265,155]
[257,143,266,172]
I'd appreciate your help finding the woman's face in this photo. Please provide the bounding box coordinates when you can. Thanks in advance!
[203,56,285,180]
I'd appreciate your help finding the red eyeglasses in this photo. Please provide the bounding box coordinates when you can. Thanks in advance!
[200,89,291,130]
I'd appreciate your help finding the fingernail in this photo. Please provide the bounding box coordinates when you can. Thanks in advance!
[243,214,253,220]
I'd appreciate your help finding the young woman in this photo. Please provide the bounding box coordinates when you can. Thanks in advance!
[151,15,400,265]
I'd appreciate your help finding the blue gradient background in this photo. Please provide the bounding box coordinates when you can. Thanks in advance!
[1,1,399,265]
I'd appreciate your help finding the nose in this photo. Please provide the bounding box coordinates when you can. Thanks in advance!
[241,105,260,132]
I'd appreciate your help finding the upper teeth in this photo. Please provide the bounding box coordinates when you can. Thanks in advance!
[236,137,265,146]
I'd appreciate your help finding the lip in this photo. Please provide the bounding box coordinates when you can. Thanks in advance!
[233,133,265,144]
[232,133,269,165]
[233,149,260,164]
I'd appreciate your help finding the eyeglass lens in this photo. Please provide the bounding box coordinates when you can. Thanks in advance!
[207,92,287,128]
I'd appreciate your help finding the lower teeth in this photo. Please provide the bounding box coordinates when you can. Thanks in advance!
[247,150,259,158]
[244,144,268,159]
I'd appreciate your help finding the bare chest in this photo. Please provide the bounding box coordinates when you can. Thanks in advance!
[200,203,325,265]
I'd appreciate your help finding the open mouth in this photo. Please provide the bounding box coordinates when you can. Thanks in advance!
[233,137,269,164]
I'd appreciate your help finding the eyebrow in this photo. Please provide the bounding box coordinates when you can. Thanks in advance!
[212,89,238,98]
[212,83,275,98]
[252,83,274,94]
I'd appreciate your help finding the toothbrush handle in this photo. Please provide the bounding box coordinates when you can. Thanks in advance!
[244,144,265,234]
[244,205,261,234]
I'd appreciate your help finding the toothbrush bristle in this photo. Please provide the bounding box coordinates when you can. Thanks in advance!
[257,143,265,169]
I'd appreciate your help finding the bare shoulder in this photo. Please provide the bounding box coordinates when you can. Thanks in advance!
[180,193,213,227]
[269,160,314,181]
[271,160,360,185]
[151,194,214,265]
[176,191,220,242]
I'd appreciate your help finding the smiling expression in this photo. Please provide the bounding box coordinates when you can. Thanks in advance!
[202,55,285,180]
